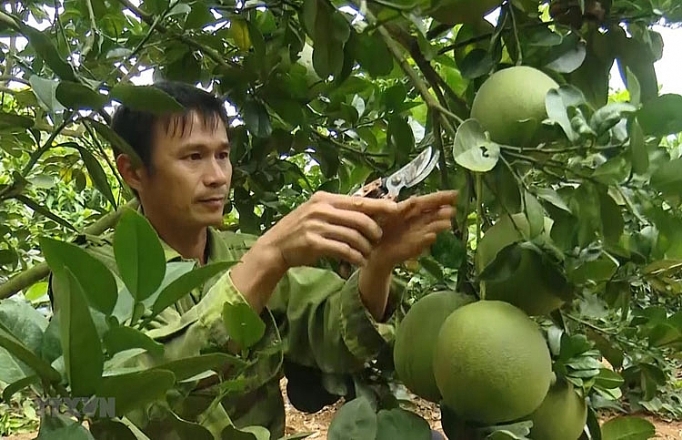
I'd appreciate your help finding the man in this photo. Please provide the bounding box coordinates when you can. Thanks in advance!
[51,81,457,438]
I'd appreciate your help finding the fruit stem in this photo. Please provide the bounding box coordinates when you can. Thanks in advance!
[475,172,484,300]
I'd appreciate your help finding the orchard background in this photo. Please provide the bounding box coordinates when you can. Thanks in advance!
[2,0,682,438]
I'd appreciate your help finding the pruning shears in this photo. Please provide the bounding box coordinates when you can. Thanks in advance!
[351,146,440,201]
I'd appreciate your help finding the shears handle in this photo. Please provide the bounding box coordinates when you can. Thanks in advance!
[351,177,398,201]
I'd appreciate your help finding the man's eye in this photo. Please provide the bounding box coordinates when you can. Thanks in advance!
[218,151,230,160]
[189,153,201,160]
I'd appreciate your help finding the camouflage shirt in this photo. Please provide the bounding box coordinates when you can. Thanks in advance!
[50,226,405,439]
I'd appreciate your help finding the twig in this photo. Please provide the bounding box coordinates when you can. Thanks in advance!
[385,23,469,118]
[0,200,139,300]
[22,111,77,176]
[371,20,460,135]
[116,0,238,70]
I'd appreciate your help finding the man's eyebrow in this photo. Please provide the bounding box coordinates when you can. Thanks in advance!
[178,141,231,152]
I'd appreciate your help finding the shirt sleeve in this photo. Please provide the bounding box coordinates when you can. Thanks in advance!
[265,265,405,374]
[153,262,406,375]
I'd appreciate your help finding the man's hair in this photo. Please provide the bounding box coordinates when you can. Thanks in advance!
[110,81,230,170]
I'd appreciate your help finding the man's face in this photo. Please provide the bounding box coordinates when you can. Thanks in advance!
[135,112,232,231]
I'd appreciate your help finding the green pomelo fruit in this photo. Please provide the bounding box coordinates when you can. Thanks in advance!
[433,300,553,425]
[475,212,567,316]
[393,290,476,402]
[429,0,501,26]
[470,65,559,146]
[529,380,588,440]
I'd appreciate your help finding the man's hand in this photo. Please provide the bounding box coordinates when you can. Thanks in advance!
[260,191,400,270]
[229,191,398,313]
[369,190,458,270]
[357,190,457,320]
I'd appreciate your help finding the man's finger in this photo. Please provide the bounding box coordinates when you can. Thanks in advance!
[319,224,374,258]
[398,191,458,217]
[313,236,367,267]
[315,207,384,243]
[324,193,400,216]
[413,190,458,209]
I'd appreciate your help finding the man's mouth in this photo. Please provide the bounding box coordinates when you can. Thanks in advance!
[198,197,225,208]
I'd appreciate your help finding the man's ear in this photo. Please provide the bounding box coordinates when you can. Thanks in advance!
[116,154,145,193]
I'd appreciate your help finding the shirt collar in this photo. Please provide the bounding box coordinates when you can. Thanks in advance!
[136,204,227,264]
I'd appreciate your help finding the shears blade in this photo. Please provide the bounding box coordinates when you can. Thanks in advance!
[383,146,439,197]
[351,146,439,200]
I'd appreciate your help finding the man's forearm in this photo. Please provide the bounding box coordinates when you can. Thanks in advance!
[229,242,288,314]
[358,259,394,322]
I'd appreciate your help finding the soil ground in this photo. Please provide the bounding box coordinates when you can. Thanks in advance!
[3,378,682,439]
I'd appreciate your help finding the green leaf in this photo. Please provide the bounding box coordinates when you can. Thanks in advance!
[590,102,637,136]
[0,346,28,385]
[650,158,682,200]
[638,93,682,136]
[0,297,48,355]
[89,419,139,440]
[375,408,431,440]
[0,247,18,268]
[2,374,39,403]
[453,119,500,172]
[152,353,247,382]
[40,236,118,316]
[29,76,65,112]
[228,18,252,51]
[353,31,393,78]
[144,405,214,439]
[601,416,656,440]
[328,396,377,440]
[544,38,586,73]
[55,81,108,110]
[95,369,176,416]
[17,22,77,81]
[310,0,350,79]
[592,154,631,185]
[103,326,164,357]
[221,425,271,440]
[387,115,414,165]
[0,322,61,383]
[86,119,142,167]
[54,268,104,396]
[0,322,61,382]
[151,261,238,317]
[628,118,649,175]
[222,301,266,349]
[16,195,77,232]
[535,187,571,212]
[545,86,585,143]
[113,209,166,302]
[243,99,272,138]
[478,243,523,283]
[523,191,545,239]
[25,281,49,302]
[109,84,184,114]
[37,417,96,440]
[78,146,117,207]
[625,66,641,107]
[0,112,34,130]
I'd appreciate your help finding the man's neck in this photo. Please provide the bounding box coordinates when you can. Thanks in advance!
[146,215,209,265]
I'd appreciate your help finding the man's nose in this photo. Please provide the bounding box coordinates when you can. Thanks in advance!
[204,158,228,186]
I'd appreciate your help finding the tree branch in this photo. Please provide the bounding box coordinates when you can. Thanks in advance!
[116,0,239,71]
[384,23,469,119]
[371,19,460,136]
[0,200,139,300]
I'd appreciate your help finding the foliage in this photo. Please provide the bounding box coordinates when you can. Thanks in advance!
[1,0,682,438]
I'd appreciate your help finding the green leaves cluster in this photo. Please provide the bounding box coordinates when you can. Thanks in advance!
[0,209,288,439]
